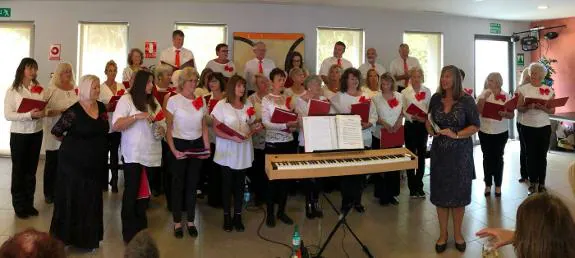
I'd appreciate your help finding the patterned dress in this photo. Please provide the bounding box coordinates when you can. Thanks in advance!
[429,93,480,208]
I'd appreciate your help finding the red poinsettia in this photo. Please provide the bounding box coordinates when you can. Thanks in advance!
[153,110,165,122]
[358,96,370,103]
[116,89,126,96]
[224,65,234,72]
[415,91,426,101]
[192,97,204,110]
[247,106,255,118]
[494,94,506,102]
[30,85,43,94]
[387,98,399,108]
[539,88,550,95]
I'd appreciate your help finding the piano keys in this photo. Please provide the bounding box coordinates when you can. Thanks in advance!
[265,147,418,180]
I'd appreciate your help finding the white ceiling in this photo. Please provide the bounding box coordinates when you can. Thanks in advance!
[38,0,575,21]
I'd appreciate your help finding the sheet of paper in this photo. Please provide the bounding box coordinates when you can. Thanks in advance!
[336,115,364,150]
[303,116,337,152]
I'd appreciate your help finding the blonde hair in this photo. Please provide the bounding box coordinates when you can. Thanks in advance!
[177,67,199,91]
[77,75,99,101]
[519,67,530,86]
[484,72,503,89]
[366,69,379,89]
[409,67,425,83]
[104,60,117,73]
[50,62,75,88]
[380,72,397,92]
[528,62,546,81]
[289,67,304,79]
[154,64,172,80]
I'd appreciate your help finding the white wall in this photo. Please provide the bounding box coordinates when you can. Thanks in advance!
[3,1,530,88]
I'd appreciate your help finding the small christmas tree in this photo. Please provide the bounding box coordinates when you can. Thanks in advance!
[538,56,557,87]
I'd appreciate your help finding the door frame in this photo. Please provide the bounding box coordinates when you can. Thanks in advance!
[474,34,515,139]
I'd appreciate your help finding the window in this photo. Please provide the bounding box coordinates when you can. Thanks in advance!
[316,27,364,72]
[78,22,128,81]
[0,22,34,154]
[403,32,443,93]
[175,23,227,71]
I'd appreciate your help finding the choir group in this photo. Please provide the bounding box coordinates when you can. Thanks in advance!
[3,29,558,253]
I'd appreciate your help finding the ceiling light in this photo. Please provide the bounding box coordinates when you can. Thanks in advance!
[538,5,549,10]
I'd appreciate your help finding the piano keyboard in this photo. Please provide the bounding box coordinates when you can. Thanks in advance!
[265,148,418,180]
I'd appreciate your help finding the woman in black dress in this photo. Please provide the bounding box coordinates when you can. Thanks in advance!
[50,75,109,249]
[426,65,479,253]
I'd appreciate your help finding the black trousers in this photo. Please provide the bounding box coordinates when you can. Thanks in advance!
[106,132,121,188]
[478,131,508,187]
[372,137,401,201]
[121,163,153,243]
[206,143,223,208]
[522,125,551,185]
[221,166,246,215]
[265,141,292,214]
[341,146,369,210]
[43,150,58,200]
[404,121,427,193]
[171,138,203,223]
[247,148,267,205]
[298,146,320,203]
[516,123,528,180]
[10,131,43,213]
[161,140,172,210]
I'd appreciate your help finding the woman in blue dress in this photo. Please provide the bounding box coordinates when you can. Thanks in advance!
[426,65,480,254]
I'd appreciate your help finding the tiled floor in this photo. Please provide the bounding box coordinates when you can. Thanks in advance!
[0,141,573,258]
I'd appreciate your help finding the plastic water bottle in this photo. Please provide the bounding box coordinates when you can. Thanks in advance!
[243,184,250,207]
[291,225,302,258]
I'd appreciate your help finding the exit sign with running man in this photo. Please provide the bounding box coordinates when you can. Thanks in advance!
[0,8,11,18]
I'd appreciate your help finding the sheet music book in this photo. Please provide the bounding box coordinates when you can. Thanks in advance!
[302,115,364,153]
[547,97,569,108]
[183,148,211,158]
[482,102,505,121]
[428,113,441,133]
[405,104,427,118]
[351,102,370,123]
[216,123,247,140]
[271,108,298,123]
[308,99,331,116]
[107,96,121,112]
[380,126,405,148]
[504,96,519,111]
[17,98,47,113]
[524,97,548,106]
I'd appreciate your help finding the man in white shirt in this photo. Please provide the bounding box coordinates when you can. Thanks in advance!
[205,43,236,78]
[389,44,421,92]
[159,30,195,70]
[319,41,353,84]
[358,48,386,81]
[244,41,276,92]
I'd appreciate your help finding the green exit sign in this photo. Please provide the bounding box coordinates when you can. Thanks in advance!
[0,8,11,18]
[490,23,501,34]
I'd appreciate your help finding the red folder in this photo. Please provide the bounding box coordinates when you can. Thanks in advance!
[351,102,370,123]
[482,102,505,121]
[216,123,247,140]
[271,108,298,123]
[524,97,548,106]
[107,96,122,112]
[208,99,219,114]
[308,99,330,116]
[122,81,130,89]
[17,98,47,113]
[546,97,569,108]
[405,103,427,118]
[503,96,519,111]
[183,148,211,158]
[380,126,405,148]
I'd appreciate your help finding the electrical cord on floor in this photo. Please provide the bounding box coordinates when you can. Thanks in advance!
[246,204,292,253]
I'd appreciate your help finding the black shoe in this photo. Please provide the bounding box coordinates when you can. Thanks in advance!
[353,204,365,213]
[518,178,527,183]
[410,192,418,199]
[277,212,293,225]
[187,225,198,237]
[27,207,39,216]
[223,215,233,232]
[455,241,466,252]
[45,197,53,204]
[389,197,399,205]
[312,202,323,218]
[305,203,315,219]
[266,210,276,228]
[435,242,447,253]
[417,190,426,198]
[174,226,183,239]
[233,214,245,232]
[15,210,29,219]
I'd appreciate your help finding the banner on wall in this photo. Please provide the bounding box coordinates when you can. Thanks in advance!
[49,44,61,61]
[145,41,157,59]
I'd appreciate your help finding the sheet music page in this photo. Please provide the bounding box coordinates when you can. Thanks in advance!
[303,116,338,152]
[335,115,364,150]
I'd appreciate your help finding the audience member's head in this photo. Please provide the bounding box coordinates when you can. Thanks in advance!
[0,228,65,258]
[124,231,159,258]
[514,193,575,258]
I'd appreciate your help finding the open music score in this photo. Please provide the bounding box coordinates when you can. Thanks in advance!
[265,148,418,180]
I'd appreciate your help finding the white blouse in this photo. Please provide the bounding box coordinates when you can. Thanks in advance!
[212,100,255,170]
[99,81,126,133]
[284,87,307,98]
[248,93,266,150]
[261,94,294,143]
[361,86,380,99]
[43,86,78,150]
[122,67,139,82]
[518,83,554,128]
[166,94,207,140]
[329,92,378,147]
[4,83,45,134]
[205,59,236,78]
[372,91,404,139]
[112,94,166,167]
[401,85,432,122]
[294,96,328,147]
[478,89,511,135]
[322,86,339,100]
